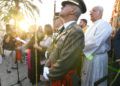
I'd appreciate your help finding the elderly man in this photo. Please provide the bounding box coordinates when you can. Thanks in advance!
[81,6,112,86]
[43,0,86,86]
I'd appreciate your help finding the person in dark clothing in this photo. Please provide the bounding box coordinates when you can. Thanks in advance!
[112,17,120,86]
[2,24,16,73]
[113,29,120,61]
[113,17,120,62]
[25,29,44,85]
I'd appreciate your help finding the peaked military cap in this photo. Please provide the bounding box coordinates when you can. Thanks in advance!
[62,0,86,13]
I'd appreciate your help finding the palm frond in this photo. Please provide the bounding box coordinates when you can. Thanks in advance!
[0,0,41,24]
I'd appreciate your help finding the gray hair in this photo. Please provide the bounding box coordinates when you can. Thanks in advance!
[94,6,104,17]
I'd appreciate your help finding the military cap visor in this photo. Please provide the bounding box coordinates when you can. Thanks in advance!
[62,0,86,13]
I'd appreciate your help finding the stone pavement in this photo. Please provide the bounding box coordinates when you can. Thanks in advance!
[0,59,46,86]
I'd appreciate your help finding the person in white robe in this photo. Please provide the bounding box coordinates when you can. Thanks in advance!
[81,6,112,86]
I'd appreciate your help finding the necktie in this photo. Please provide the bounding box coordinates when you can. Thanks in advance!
[59,26,65,34]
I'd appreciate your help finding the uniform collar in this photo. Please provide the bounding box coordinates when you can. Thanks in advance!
[64,21,76,29]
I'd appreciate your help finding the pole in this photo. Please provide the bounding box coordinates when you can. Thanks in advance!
[35,25,38,86]
[53,0,56,32]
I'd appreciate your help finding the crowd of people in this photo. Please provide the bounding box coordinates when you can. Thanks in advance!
[0,0,120,86]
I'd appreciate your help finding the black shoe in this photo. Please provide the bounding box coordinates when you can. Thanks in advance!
[7,70,11,74]
[11,66,17,70]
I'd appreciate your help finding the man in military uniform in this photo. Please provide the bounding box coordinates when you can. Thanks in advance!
[43,0,86,86]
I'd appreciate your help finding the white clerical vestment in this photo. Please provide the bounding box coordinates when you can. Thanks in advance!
[81,19,112,86]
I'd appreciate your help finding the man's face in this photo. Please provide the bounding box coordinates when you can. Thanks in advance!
[90,7,100,22]
[59,4,74,18]
[79,20,84,28]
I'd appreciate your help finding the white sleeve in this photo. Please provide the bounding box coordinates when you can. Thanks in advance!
[84,21,112,57]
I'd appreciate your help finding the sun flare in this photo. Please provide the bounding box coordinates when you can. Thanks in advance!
[18,20,30,32]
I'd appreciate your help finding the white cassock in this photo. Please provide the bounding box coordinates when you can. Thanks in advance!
[81,19,112,86]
